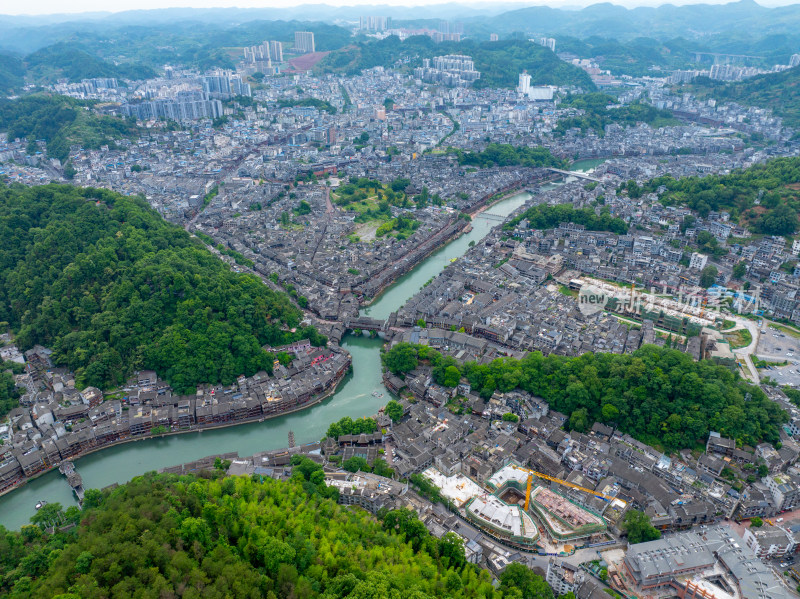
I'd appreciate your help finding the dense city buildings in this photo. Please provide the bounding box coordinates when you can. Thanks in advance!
[4,11,800,599]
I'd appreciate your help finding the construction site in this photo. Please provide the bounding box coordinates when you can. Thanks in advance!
[608,526,796,599]
[422,462,619,551]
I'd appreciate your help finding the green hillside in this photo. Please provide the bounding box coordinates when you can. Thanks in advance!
[383,343,786,451]
[0,471,554,599]
[24,43,156,84]
[318,38,595,90]
[0,54,25,95]
[638,156,800,235]
[0,183,324,392]
[0,95,139,162]
[554,93,680,137]
[678,67,800,128]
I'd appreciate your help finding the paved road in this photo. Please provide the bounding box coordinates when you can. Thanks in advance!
[726,315,761,383]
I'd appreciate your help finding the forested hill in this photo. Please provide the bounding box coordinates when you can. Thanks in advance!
[636,156,800,236]
[318,38,595,90]
[0,183,324,393]
[0,95,140,163]
[0,471,553,598]
[678,67,800,129]
[382,343,786,452]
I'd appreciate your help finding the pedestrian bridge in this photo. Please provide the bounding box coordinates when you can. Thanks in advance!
[343,317,389,332]
[547,168,601,183]
[479,213,507,222]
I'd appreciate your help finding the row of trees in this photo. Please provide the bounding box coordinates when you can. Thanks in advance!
[0,471,562,599]
[0,183,324,393]
[504,203,629,235]
[638,156,800,235]
[325,416,377,440]
[383,342,786,451]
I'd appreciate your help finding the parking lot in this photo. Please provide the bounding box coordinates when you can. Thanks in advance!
[756,325,800,387]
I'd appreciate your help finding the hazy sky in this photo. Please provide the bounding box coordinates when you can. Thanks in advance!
[5,0,798,16]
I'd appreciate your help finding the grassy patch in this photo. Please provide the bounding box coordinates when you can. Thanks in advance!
[559,284,578,297]
[724,329,753,349]
[722,319,737,331]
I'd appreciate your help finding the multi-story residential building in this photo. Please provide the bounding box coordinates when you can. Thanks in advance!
[295,31,315,54]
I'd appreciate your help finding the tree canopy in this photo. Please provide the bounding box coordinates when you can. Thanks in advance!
[0,94,140,162]
[554,93,679,137]
[621,510,661,544]
[450,144,567,170]
[504,203,628,235]
[0,183,324,393]
[382,343,786,451]
[0,471,550,598]
[641,157,800,236]
[317,37,594,90]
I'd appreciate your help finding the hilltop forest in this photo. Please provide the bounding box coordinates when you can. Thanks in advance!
[383,343,786,451]
[318,37,595,90]
[0,95,139,162]
[0,471,556,599]
[678,66,800,129]
[0,183,325,393]
[634,156,800,236]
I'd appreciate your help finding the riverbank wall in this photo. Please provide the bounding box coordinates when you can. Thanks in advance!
[0,354,351,500]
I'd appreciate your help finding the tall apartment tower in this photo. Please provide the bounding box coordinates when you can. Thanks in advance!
[518,71,531,95]
[269,40,283,62]
[294,31,315,54]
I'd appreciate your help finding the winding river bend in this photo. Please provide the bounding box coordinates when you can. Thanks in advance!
[0,160,603,529]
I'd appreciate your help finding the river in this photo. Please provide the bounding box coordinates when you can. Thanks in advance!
[0,159,603,529]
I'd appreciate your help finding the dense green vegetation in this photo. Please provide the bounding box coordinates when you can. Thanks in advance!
[383,343,785,451]
[277,98,337,114]
[679,67,800,128]
[0,183,324,393]
[554,93,679,137]
[2,21,353,73]
[558,36,698,77]
[325,416,377,440]
[24,43,156,84]
[0,54,26,95]
[0,95,139,162]
[0,45,153,94]
[385,400,404,422]
[376,214,422,240]
[504,204,629,235]
[0,471,556,598]
[318,37,594,90]
[0,368,21,420]
[449,144,567,170]
[637,157,800,236]
[621,510,662,544]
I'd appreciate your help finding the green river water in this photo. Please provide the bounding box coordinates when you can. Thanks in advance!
[0,159,604,529]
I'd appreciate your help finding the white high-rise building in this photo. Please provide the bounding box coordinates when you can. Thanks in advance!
[690,252,708,271]
[359,16,389,31]
[791,53,800,68]
[518,71,531,96]
[295,31,315,54]
[269,41,283,62]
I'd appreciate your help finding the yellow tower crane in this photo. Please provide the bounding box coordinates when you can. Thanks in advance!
[510,465,627,510]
